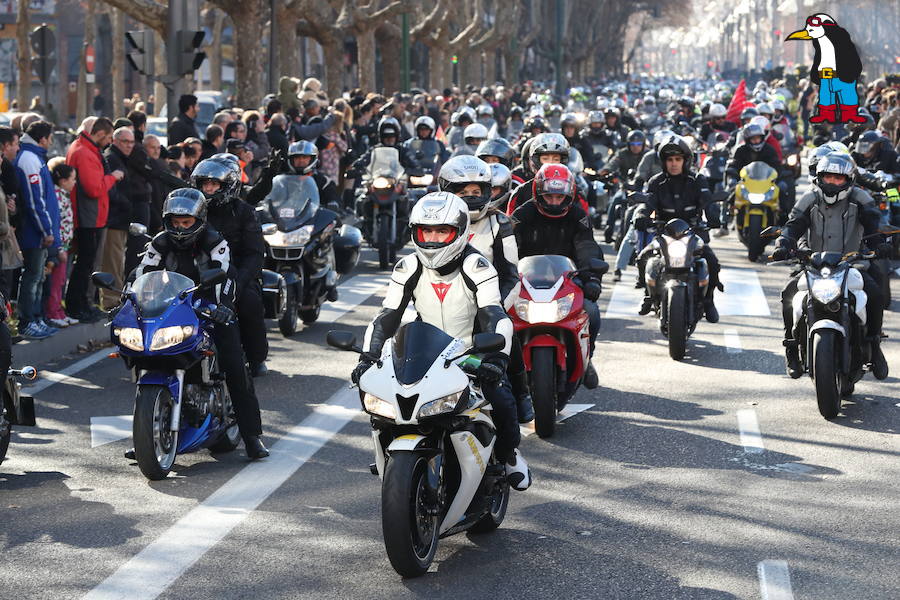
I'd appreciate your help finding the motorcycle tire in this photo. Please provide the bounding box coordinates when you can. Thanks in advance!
[300,303,321,324]
[377,217,391,270]
[469,461,510,534]
[208,385,240,453]
[381,452,439,578]
[530,347,558,438]
[812,331,841,419]
[134,384,179,480]
[0,403,10,465]
[747,214,764,262]
[667,286,688,361]
[278,286,299,337]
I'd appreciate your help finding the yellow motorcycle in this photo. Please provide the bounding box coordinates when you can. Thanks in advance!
[734,161,780,261]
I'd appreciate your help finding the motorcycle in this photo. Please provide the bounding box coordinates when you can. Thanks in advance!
[0,362,37,465]
[733,161,781,262]
[509,255,608,438]
[866,171,899,308]
[94,268,241,480]
[643,219,713,360]
[356,147,409,270]
[259,174,361,336]
[326,323,511,578]
[404,138,443,205]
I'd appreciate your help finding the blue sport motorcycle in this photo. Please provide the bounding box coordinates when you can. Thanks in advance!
[93,268,240,480]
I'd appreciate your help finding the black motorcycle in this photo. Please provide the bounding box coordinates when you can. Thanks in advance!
[260,174,361,336]
[643,218,712,360]
[356,147,409,270]
[1,362,37,465]
[404,138,442,205]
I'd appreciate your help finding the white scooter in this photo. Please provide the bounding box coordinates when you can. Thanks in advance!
[326,322,511,578]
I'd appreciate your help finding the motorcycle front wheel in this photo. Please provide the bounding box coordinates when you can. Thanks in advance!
[0,401,10,464]
[278,284,299,337]
[747,214,764,262]
[530,347,558,438]
[812,331,841,419]
[381,452,440,578]
[667,286,688,361]
[377,216,392,270]
[133,384,179,480]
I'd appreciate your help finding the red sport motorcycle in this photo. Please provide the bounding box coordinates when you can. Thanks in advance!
[508,254,607,438]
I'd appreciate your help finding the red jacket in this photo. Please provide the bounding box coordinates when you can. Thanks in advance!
[66,133,117,228]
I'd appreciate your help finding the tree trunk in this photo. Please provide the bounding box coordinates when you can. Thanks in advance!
[111,8,125,118]
[427,45,445,90]
[16,0,30,110]
[275,8,298,85]
[77,0,97,124]
[321,38,343,100]
[231,16,264,108]
[208,9,226,91]
[377,27,400,94]
[484,48,496,85]
[153,30,165,115]
[356,27,376,93]
[457,50,476,88]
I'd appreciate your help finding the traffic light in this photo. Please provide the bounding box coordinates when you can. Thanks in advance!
[29,24,56,85]
[451,55,458,64]
[125,30,154,75]
[176,29,206,75]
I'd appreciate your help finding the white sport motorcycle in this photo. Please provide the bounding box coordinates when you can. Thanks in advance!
[327,322,511,578]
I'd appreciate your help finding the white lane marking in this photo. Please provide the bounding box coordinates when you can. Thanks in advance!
[84,386,360,600]
[90,415,133,448]
[521,403,594,437]
[758,560,795,600]
[604,279,645,318]
[737,409,765,454]
[723,329,742,354]
[318,273,391,324]
[26,348,110,396]
[719,268,771,316]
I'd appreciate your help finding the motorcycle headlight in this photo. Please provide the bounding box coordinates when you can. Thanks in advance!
[150,325,193,351]
[363,393,397,420]
[417,390,465,418]
[747,192,767,204]
[283,225,314,246]
[114,327,143,351]
[373,177,393,190]
[409,174,434,186]
[515,296,572,324]
[810,277,841,304]
[666,239,688,268]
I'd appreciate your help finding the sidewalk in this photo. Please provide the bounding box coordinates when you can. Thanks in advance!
[11,320,111,368]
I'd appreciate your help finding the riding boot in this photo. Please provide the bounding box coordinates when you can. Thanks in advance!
[870,336,889,380]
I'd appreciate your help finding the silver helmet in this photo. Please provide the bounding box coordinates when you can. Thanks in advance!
[409,192,470,270]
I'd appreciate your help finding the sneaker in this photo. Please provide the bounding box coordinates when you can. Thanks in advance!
[47,318,69,328]
[36,321,58,336]
[64,316,80,326]
[21,322,51,340]
[504,449,531,491]
[713,226,729,238]
[613,269,622,282]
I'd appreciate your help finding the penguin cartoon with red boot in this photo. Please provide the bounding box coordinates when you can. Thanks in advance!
[785,13,864,124]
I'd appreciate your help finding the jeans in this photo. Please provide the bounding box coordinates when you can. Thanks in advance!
[66,228,103,315]
[616,225,636,271]
[214,319,263,439]
[482,375,519,460]
[818,77,859,106]
[18,247,47,326]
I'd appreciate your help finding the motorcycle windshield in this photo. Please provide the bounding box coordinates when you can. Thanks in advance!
[266,174,320,232]
[367,147,404,181]
[391,321,455,385]
[131,271,195,318]
[743,161,777,183]
[519,255,576,289]
[408,140,440,171]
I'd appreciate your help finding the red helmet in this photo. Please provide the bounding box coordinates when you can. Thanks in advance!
[532,163,576,217]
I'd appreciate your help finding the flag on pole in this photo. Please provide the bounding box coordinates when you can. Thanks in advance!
[725,79,756,126]
[435,124,447,144]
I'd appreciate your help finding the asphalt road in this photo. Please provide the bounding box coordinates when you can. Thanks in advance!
[2,209,899,600]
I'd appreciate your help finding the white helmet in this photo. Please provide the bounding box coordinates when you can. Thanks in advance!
[409,192,470,270]
[438,155,493,221]
[756,102,774,117]
[750,115,771,134]
[476,104,494,117]
[488,163,512,211]
[463,123,489,144]
[414,115,436,138]
[708,103,727,118]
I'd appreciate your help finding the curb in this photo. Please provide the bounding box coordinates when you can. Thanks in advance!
[11,320,111,369]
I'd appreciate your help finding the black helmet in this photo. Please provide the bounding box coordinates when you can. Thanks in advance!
[626,130,647,148]
[853,130,882,157]
[287,140,319,175]
[163,188,208,249]
[475,137,514,166]
[525,116,547,133]
[657,135,693,167]
[377,116,401,143]
[191,155,242,206]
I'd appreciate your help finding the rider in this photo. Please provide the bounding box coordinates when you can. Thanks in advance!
[403,115,450,172]
[352,192,532,490]
[506,133,588,215]
[447,107,475,152]
[699,103,737,141]
[190,155,269,378]
[451,123,489,158]
[511,163,603,389]
[851,131,900,174]
[475,137,515,167]
[351,116,420,175]
[130,188,268,459]
[634,135,722,322]
[771,152,888,380]
[438,156,534,423]
[601,130,648,243]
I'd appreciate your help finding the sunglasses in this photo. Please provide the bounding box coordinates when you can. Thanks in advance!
[805,16,835,27]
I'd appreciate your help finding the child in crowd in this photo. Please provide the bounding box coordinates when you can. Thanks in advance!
[45,158,76,327]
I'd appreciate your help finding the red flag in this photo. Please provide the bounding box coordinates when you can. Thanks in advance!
[435,124,447,144]
[725,79,756,126]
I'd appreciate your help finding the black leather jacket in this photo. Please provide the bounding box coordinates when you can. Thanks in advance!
[206,199,265,291]
[512,201,603,268]
[635,170,721,230]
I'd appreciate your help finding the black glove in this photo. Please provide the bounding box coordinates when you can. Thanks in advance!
[208,305,235,325]
[633,215,651,232]
[351,355,376,385]
[582,278,602,302]
[477,355,507,385]
[873,242,893,259]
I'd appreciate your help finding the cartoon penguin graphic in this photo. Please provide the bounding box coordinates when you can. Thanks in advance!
[785,13,864,124]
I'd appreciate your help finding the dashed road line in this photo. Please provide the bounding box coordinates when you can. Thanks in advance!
[723,329,742,354]
[737,409,765,454]
[758,560,795,600]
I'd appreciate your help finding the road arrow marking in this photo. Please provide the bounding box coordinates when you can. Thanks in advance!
[521,403,595,437]
[90,415,133,448]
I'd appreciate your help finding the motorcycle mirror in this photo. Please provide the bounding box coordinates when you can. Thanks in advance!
[472,332,506,354]
[261,223,277,236]
[19,366,37,381]
[589,258,609,276]
[199,268,228,288]
[91,272,117,291]
[128,222,148,237]
[326,330,361,353]
[760,226,781,239]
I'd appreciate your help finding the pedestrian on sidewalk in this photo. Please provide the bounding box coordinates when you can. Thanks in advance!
[44,158,76,328]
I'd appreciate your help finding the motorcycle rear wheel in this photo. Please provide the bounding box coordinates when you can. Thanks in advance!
[813,331,841,419]
[531,347,558,438]
[381,452,439,578]
[377,217,391,270]
[134,384,179,480]
[208,381,240,453]
[470,459,510,533]
[667,287,688,361]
